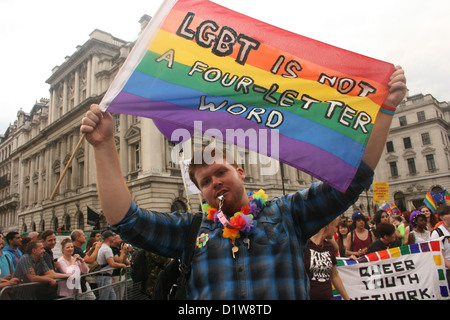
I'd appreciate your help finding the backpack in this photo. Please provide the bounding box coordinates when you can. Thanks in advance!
[131,248,149,283]
[152,212,203,300]
[131,248,169,296]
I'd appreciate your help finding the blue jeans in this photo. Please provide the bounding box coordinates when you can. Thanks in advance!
[96,275,116,300]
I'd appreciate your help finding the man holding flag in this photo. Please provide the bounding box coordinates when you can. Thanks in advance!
[80,66,405,299]
[80,0,406,299]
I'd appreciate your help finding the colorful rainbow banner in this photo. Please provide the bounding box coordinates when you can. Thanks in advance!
[424,191,438,213]
[334,240,449,300]
[100,0,395,192]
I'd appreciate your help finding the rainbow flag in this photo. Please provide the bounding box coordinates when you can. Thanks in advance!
[424,191,437,213]
[100,0,394,192]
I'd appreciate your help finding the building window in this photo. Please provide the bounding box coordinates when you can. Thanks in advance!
[403,137,412,149]
[113,114,120,132]
[389,161,399,177]
[171,200,187,213]
[407,158,416,174]
[386,141,394,153]
[421,132,431,145]
[417,111,426,122]
[426,154,436,171]
[399,116,407,127]
[131,143,140,171]
[167,140,178,169]
[78,161,85,187]
[135,144,140,170]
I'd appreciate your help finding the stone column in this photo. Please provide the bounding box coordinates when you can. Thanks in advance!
[74,69,80,107]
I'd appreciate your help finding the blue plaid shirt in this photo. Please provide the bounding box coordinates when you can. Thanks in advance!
[111,161,373,299]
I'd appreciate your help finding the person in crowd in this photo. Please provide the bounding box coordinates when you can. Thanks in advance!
[372,210,386,236]
[0,231,21,299]
[70,229,98,299]
[56,238,89,298]
[12,240,71,300]
[18,236,31,254]
[0,232,14,278]
[366,223,401,254]
[392,212,408,244]
[373,209,402,241]
[83,237,101,297]
[111,234,131,300]
[305,218,350,300]
[85,238,101,266]
[335,221,350,257]
[28,232,39,240]
[40,230,57,271]
[3,232,22,268]
[71,229,87,258]
[431,204,450,289]
[419,205,439,231]
[90,231,102,243]
[345,211,375,258]
[96,230,127,300]
[402,210,412,245]
[408,211,431,244]
[80,66,406,299]
[83,234,102,265]
[38,230,60,299]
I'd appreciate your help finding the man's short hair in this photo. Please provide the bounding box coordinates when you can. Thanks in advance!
[25,240,42,255]
[70,229,83,241]
[5,231,19,245]
[437,204,450,217]
[39,230,55,241]
[377,223,396,238]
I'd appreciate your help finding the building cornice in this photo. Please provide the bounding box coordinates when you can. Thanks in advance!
[46,35,126,85]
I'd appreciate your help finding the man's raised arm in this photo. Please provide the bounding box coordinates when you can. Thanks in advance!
[80,104,132,225]
[362,66,407,170]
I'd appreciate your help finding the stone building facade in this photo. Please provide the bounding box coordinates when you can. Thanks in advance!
[2,16,448,234]
[373,93,450,212]
[0,16,315,234]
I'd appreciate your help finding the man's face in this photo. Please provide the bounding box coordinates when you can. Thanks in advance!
[32,242,45,259]
[355,218,366,229]
[440,213,450,228]
[194,162,246,215]
[76,231,87,244]
[43,233,57,250]
[10,234,22,247]
[113,235,122,246]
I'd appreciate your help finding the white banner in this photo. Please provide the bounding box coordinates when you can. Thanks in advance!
[336,240,449,300]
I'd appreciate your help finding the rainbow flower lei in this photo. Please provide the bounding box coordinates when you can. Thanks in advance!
[203,189,268,241]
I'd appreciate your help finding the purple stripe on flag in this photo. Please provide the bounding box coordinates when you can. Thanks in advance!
[107,91,359,191]
[419,242,430,252]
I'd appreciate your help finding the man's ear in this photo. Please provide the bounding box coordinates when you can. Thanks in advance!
[236,167,245,180]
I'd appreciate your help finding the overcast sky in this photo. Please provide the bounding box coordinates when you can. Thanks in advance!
[1,0,449,134]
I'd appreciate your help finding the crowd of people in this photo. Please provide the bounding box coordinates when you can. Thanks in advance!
[304,203,450,300]
[0,228,134,300]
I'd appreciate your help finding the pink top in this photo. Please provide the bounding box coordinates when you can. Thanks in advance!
[56,256,88,297]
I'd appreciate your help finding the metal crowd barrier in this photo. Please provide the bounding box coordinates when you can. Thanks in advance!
[0,266,150,300]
